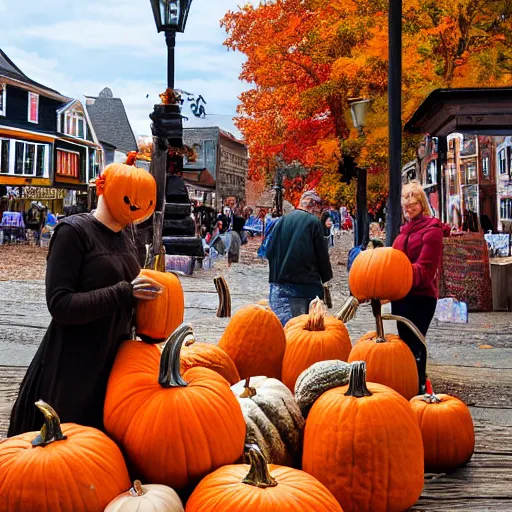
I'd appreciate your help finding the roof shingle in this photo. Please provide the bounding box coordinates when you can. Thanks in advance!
[85,90,137,154]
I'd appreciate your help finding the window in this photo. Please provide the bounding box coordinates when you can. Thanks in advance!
[57,149,80,178]
[464,161,477,184]
[12,141,47,176]
[88,149,101,179]
[499,149,507,175]
[426,161,436,185]
[0,139,9,173]
[28,92,39,123]
[204,140,216,174]
[0,84,6,116]
[501,198,512,220]
[63,111,86,139]
[482,156,490,179]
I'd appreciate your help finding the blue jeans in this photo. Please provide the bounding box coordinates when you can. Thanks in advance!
[269,283,324,326]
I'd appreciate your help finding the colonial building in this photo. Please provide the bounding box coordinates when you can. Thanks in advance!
[0,49,103,214]
[404,133,512,233]
[183,126,248,210]
[85,88,138,169]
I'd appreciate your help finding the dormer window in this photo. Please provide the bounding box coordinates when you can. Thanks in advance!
[0,84,6,116]
[28,92,39,123]
[64,111,86,139]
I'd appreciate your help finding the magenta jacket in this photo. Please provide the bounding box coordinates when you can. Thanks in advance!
[392,215,448,298]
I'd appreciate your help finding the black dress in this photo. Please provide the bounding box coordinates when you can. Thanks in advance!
[8,214,140,435]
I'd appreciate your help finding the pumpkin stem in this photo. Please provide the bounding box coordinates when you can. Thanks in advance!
[214,276,232,318]
[184,334,196,347]
[304,297,326,331]
[158,324,191,388]
[240,377,257,398]
[335,295,360,323]
[31,400,68,447]
[371,299,386,342]
[381,313,427,349]
[130,480,145,497]
[242,446,278,488]
[345,361,373,398]
[422,378,441,403]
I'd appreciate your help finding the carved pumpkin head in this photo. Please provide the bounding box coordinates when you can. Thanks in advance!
[97,163,156,226]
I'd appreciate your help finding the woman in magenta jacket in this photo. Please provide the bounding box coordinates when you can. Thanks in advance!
[392,182,448,394]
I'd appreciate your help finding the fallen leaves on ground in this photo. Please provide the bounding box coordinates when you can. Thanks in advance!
[0,244,47,281]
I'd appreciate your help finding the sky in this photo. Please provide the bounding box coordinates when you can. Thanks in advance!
[0,0,256,139]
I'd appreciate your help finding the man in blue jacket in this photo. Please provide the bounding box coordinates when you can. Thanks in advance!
[267,190,333,325]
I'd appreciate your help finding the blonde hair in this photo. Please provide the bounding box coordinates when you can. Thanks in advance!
[401,181,430,216]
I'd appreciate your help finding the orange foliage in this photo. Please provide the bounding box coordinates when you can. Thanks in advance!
[223,0,512,206]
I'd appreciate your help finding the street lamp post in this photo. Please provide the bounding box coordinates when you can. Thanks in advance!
[145,0,193,270]
[387,0,402,246]
[349,98,371,247]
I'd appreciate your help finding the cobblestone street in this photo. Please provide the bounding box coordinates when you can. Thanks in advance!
[0,237,511,509]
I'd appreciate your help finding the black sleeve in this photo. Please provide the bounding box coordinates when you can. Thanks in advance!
[313,220,333,283]
[45,224,134,325]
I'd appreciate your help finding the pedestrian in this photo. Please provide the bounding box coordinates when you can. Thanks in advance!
[267,190,333,326]
[391,181,450,394]
[227,210,245,267]
[321,211,334,248]
[8,165,163,436]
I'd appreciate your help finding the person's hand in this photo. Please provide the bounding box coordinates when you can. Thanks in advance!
[131,274,164,301]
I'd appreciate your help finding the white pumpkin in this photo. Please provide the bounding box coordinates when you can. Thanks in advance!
[231,376,305,467]
[104,480,184,512]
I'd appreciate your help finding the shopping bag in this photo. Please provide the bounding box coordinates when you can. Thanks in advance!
[434,298,468,323]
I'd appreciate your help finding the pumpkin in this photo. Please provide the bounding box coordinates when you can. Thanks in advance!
[294,359,351,418]
[219,303,286,380]
[179,335,240,385]
[104,324,246,490]
[0,401,130,512]
[231,376,305,467]
[136,269,185,341]
[348,330,419,400]
[105,480,184,512]
[348,246,413,301]
[99,162,156,225]
[410,381,475,472]
[186,445,343,512]
[303,361,424,512]
[283,298,351,391]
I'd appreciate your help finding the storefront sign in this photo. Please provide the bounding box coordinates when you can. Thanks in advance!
[21,187,67,200]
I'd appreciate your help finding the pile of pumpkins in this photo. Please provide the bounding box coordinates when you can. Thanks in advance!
[0,249,475,512]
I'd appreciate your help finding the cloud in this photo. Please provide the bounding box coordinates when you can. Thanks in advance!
[0,0,252,138]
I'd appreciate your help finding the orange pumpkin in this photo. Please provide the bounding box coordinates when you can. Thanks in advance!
[410,382,475,472]
[219,303,286,380]
[0,401,130,512]
[303,361,424,512]
[136,269,185,341]
[348,331,419,400]
[99,162,156,225]
[180,336,240,385]
[282,298,351,391]
[104,324,246,490]
[186,446,343,512]
[348,247,413,301]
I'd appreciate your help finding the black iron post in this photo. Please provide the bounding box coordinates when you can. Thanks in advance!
[386,0,402,246]
[166,32,176,89]
[356,168,368,246]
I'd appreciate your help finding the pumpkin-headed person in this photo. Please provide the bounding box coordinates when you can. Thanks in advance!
[391,181,451,394]
[8,161,162,436]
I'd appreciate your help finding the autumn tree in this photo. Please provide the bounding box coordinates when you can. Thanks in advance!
[222,0,512,208]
